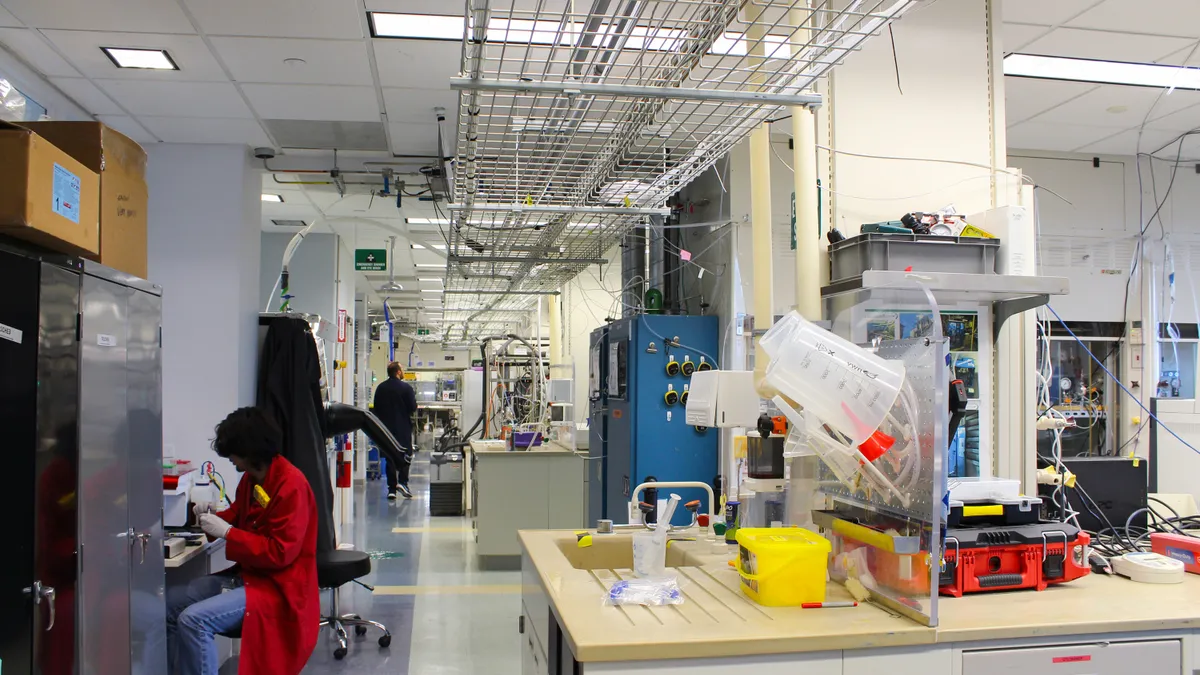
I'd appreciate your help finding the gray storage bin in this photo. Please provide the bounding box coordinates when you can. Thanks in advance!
[829,233,999,283]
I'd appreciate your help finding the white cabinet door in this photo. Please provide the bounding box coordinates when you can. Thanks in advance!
[961,640,1182,675]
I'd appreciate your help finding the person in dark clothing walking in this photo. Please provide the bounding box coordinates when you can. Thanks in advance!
[374,361,418,500]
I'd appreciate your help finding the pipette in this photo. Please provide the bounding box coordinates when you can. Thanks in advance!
[654,494,682,544]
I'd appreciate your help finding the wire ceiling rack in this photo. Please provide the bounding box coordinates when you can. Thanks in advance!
[439,0,917,340]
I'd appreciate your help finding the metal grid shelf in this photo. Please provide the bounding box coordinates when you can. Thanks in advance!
[442,0,916,338]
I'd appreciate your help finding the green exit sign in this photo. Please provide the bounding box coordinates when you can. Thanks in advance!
[355,249,386,271]
[417,328,431,336]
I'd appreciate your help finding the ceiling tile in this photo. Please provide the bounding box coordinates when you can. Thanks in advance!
[1067,0,1200,38]
[374,39,460,88]
[1006,120,1116,151]
[241,83,380,122]
[0,27,78,77]
[49,76,123,115]
[138,116,272,145]
[382,88,457,124]
[39,30,228,81]
[0,5,22,27]
[1022,84,1200,130]
[2,0,194,33]
[1074,127,1182,155]
[1019,28,1193,62]
[1144,96,1200,131]
[1004,77,1096,125]
[209,37,373,86]
[96,114,156,144]
[1001,23,1050,53]
[181,0,363,39]
[1000,0,1103,26]
[94,80,252,117]
[388,122,441,156]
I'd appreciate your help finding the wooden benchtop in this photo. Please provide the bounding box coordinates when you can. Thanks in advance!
[520,529,1200,663]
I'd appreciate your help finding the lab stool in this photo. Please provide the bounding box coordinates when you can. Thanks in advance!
[317,550,391,660]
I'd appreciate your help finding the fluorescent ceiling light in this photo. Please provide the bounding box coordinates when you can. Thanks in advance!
[422,288,444,293]
[1004,53,1200,90]
[370,12,463,39]
[102,47,178,70]
[411,243,447,250]
[415,263,445,268]
[418,277,444,283]
[405,218,447,225]
[262,193,284,203]
[369,12,821,56]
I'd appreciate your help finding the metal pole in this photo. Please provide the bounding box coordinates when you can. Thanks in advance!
[792,3,822,323]
[749,26,776,397]
[648,214,665,301]
[448,203,670,216]
[448,255,608,265]
[449,77,824,108]
[442,289,560,295]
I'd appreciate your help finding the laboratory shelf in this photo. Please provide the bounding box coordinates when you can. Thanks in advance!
[822,270,1069,337]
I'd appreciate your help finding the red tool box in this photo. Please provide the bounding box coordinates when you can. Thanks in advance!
[940,522,1090,597]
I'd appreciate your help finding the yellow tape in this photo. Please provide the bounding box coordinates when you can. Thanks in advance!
[831,518,896,553]
[962,505,1004,517]
[254,484,270,507]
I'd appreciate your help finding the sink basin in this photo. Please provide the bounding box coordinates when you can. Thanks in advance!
[556,533,703,571]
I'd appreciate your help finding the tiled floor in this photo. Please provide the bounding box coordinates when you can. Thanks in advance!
[222,454,522,674]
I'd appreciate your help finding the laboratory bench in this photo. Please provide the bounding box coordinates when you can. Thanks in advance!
[471,443,587,568]
[519,529,1200,675]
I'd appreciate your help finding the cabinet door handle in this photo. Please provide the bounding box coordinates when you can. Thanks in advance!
[41,585,56,631]
[23,582,56,631]
[137,533,152,563]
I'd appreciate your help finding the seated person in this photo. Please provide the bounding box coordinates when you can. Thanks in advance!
[166,407,320,675]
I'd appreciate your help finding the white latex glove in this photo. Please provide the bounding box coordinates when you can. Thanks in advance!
[192,501,215,519]
[198,513,232,539]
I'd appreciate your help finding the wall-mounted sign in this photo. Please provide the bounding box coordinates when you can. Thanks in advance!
[337,309,348,342]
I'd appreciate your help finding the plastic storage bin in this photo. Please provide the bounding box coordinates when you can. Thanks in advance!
[828,233,1000,284]
[735,527,831,606]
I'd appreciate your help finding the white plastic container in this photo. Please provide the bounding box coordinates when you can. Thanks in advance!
[761,311,905,455]
[632,532,666,578]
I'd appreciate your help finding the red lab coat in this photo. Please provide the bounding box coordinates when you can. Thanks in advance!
[217,456,319,675]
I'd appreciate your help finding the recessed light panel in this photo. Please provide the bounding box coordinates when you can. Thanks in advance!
[102,47,178,70]
[262,194,284,203]
[1004,53,1200,90]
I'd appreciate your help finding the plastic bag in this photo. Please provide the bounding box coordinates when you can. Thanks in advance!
[603,576,685,606]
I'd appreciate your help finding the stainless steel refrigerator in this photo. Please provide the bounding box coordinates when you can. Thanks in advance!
[0,241,167,675]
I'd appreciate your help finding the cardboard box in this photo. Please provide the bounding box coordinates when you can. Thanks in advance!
[21,121,149,278]
[0,121,100,257]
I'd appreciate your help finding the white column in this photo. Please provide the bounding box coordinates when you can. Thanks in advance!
[148,144,261,495]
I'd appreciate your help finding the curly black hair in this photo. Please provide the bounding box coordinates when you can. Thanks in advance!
[212,407,282,470]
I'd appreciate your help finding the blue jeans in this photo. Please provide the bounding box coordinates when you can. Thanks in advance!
[166,574,245,675]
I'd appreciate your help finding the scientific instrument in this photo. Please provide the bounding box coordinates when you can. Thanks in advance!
[1111,552,1185,584]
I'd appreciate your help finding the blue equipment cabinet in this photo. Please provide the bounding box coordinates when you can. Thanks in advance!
[589,315,719,526]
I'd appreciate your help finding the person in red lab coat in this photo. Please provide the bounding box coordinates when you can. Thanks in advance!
[166,407,319,675]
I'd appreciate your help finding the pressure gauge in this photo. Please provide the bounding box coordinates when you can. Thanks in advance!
[1172,377,1182,389]
[1059,377,1072,391]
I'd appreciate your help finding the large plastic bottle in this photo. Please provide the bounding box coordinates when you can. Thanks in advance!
[760,311,906,460]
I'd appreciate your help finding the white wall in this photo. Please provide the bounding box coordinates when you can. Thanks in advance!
[148,144,261,493]
[560,252,622,422]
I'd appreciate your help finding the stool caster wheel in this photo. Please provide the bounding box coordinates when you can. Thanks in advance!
[334,646,348,660]
[355,625,368,636]
[378,634,392,648]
